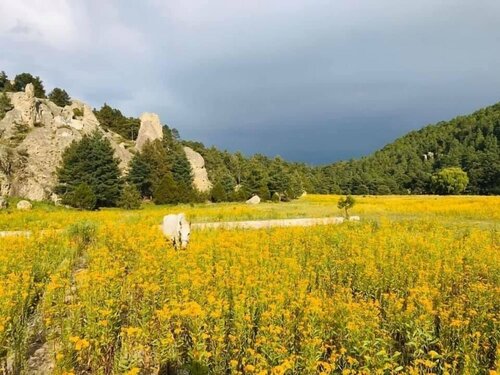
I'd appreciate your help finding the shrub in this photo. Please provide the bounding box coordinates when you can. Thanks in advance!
[0,92,13,121]
[211,182,227,203]
[67,220,97,249]
[117,184,142,210]
[73,108,84,118]
[338,195,356,218]
[63,183,97,210]
[431,167,469,195]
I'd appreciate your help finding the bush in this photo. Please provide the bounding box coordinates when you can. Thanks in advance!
[211,182,227,203]
[431,167,469,195]
[0,92,13,121]
[67,220,97,249]
[73,108,84,118]
[63,183,97,210]
[117,184,142,210]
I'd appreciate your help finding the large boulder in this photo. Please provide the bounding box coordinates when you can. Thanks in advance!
[16,200,32,210]
[183,146,212,192]
[135,112,163,151]
[246,195,261,204]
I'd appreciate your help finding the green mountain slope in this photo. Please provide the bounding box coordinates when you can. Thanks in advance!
[317,102,500,195]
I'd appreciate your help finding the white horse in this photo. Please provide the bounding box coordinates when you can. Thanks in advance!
[162,213,191,249]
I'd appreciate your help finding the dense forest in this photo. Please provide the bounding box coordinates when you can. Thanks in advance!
[185,102,500,196]
[2,71,499,208]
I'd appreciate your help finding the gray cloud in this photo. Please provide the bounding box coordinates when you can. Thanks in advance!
[1,0,499,163]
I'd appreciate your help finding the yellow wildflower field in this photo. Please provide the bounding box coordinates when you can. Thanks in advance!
[0,195,498,374]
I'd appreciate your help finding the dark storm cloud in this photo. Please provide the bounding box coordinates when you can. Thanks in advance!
[1,0,500,163]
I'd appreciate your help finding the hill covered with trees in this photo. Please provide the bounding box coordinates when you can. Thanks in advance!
[1,69,498,208]
[315,103,500,195]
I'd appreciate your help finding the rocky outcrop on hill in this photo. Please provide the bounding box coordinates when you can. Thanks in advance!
[0,84,133,200]
[136,112,163,151]
[183,146,212,192]
[0,85,213,201]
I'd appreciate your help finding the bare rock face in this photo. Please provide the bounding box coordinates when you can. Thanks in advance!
[16,200,32,210]
[183,146,212,192]
[0,196,7,209]
[135,112,163,151]
[246,195,261,204]
[0,89,132,201]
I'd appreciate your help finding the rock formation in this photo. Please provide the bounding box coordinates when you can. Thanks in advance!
[135,112,163,151]
[0,86,213,201]
[183,146,212,192]
[246,195,261,204]
[0,84,133,200]
[16,200,32,210]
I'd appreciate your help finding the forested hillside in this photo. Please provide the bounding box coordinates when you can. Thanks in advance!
[316,103,500,195]
[2,70,499,202]
[185,102,500,196]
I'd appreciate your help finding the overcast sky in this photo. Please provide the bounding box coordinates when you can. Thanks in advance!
[1,0,499,164]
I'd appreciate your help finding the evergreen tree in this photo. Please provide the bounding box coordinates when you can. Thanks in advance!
[211,181,227,202]
[57,132,122,207]
[0,92,13,121]
[128,153,153,198]
[153,173,180,205]
[117,184,142,209]
[94,103,140,140]
[268,158,291,201]
[128,140,171,198]
[48,88,72,107]
[0,71,10,91]
[12,73,45,97]
[171,146,194,186]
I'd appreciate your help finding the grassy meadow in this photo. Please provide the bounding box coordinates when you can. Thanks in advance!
[0,195,499,374]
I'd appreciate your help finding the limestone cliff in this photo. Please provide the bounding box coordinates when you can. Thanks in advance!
[0,85,212,201]
[0,84,133,200]
[183,146,212,192]
[135,112,163,151]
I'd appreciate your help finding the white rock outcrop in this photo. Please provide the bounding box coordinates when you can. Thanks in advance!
[0,86,132,200]
[246,195,261,204]
[183,146,212,192]
[135,112,163,151]
[16,200,32,210]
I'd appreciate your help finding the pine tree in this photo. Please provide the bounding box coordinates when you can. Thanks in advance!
[57,132,122,207]
[0,92,13,121]
[153,173,180,204]
[0,71,10,91]
[12,73,45,97]
[94,103,140,140]
[48,88,72,107]
[211,181,227,202]
[128,140,170,198]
